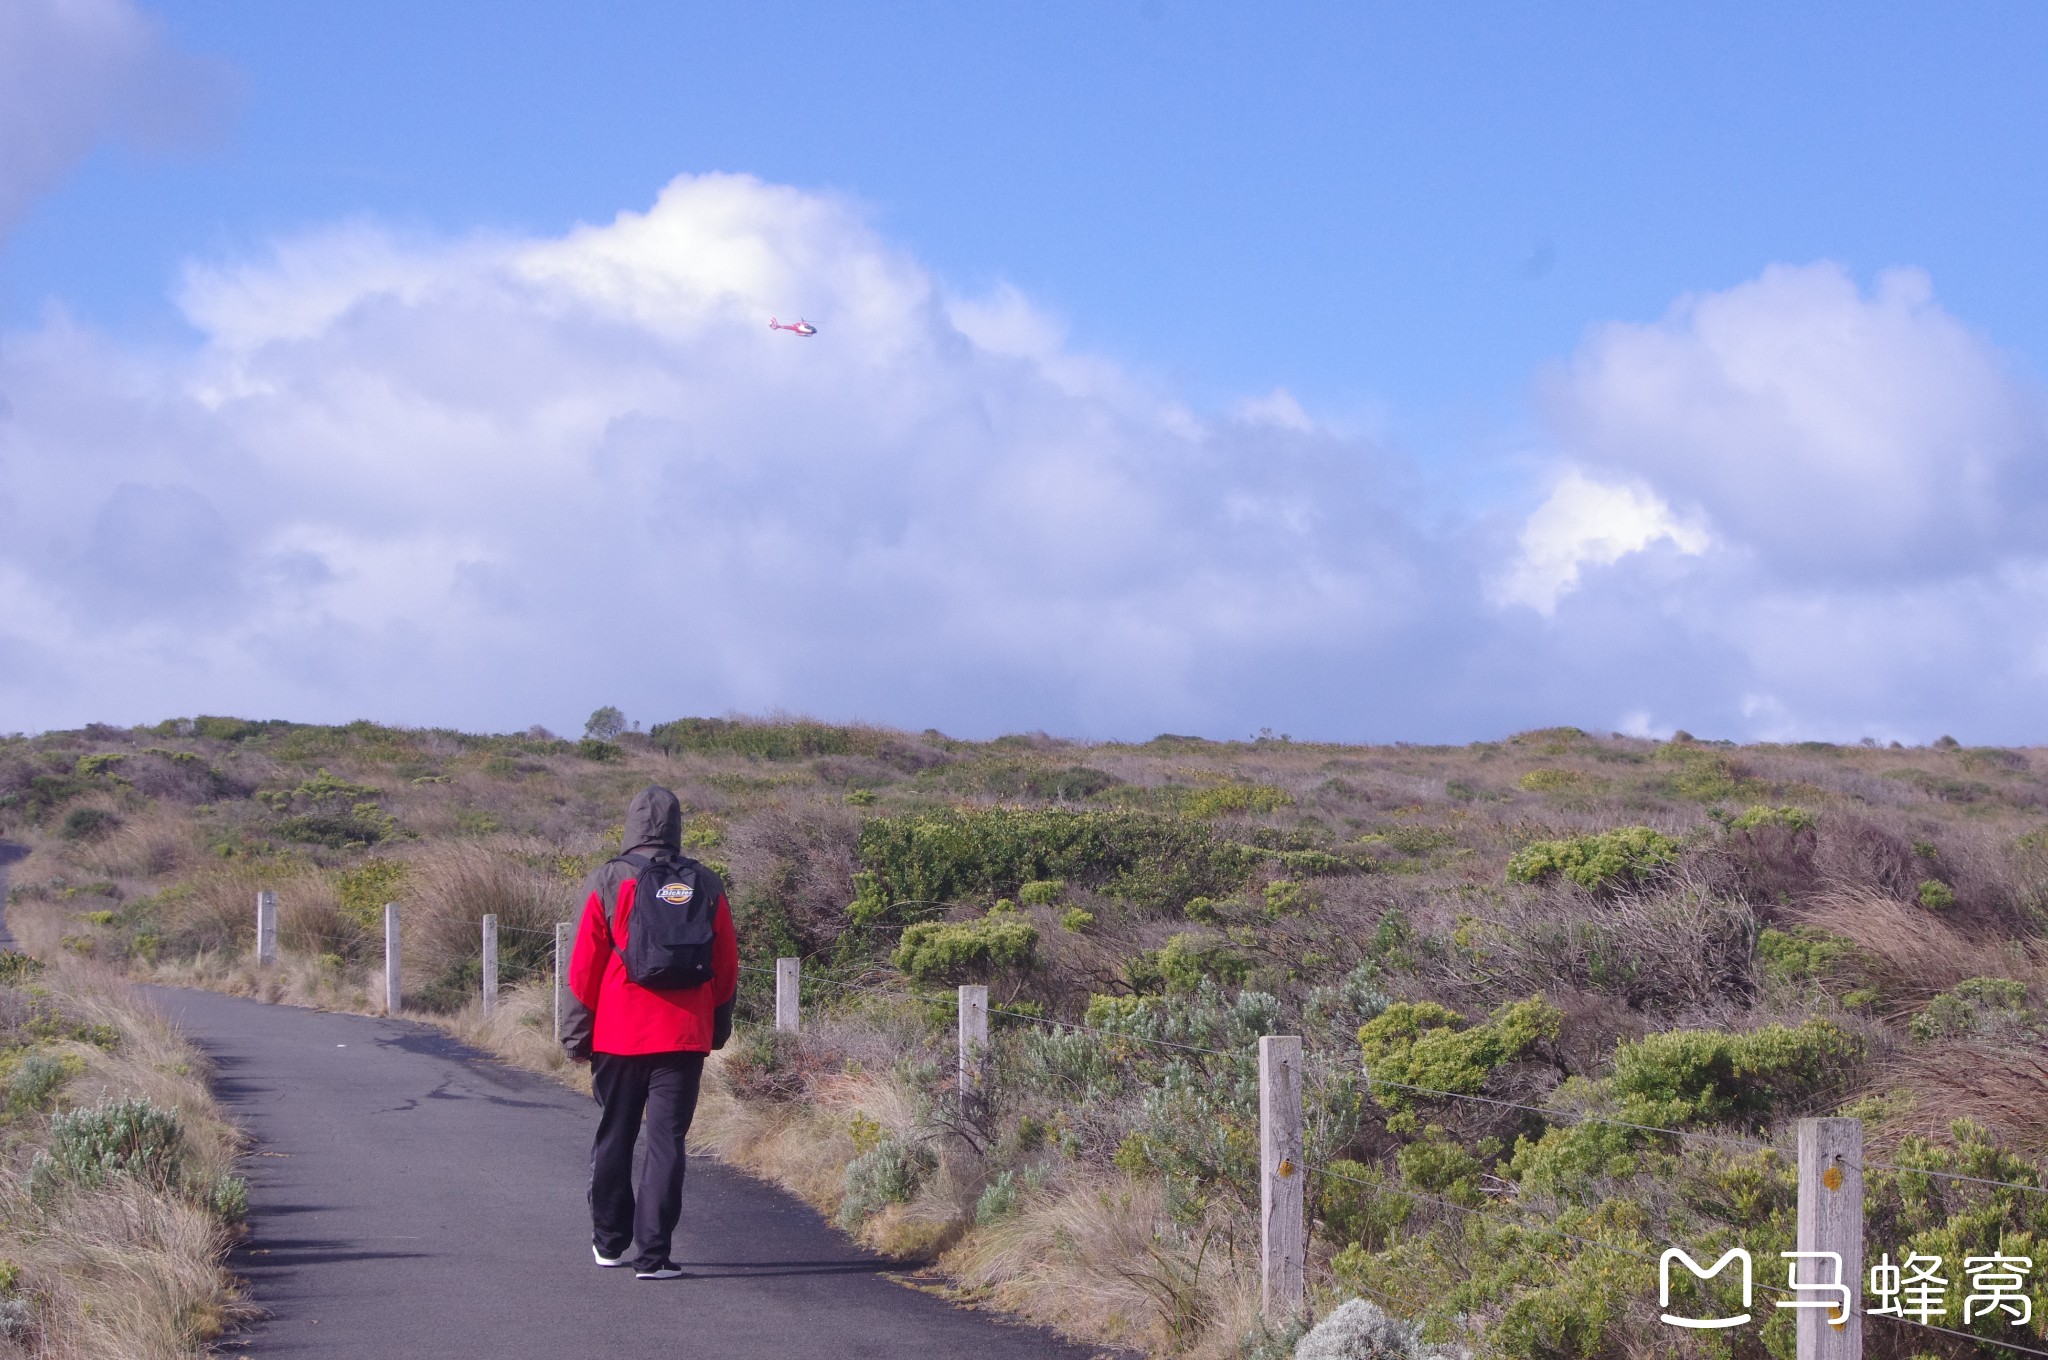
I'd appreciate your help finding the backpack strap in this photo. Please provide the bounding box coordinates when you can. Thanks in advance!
[597,852,657,959]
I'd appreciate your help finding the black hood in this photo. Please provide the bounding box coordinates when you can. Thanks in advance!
[622,786,683,853]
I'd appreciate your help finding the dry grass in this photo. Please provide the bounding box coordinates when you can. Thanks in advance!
[1875,1038,2048,1156]
[947,1176,1259,1358]
[0,952,250,1359]
[1791,883,2045,1009]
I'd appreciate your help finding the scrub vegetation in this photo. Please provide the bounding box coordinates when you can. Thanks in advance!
[0,935,248,1359]
[7,717,2048,1357]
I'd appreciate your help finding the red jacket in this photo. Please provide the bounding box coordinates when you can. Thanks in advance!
[562,786,739,1057]
[566,874,738,1056]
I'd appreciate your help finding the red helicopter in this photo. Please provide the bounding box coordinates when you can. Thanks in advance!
[769,316,817,337]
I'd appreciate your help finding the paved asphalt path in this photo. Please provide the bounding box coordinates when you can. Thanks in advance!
[147,987,1110,1360]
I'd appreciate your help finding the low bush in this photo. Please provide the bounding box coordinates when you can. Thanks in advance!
[1518,769,1599,795]
[1909,977,2031,1041]
[651,716,883,761]
[837,1133,935,1228]
[1295,1298,1447,1360]
[892,917,1039,983]
[59,807,119,841]
[1180,783,1294,817]
[1729,804,1816,832]
[6,1054,71,1113]
[29,1097,186,1200]
[336,858,410,932]
[1607,1017,1863,1127]
[852,807,1254,922]
[1124,933,1249,995]
[1504,827,1680,890]
[1753,925,1847,984]
[1358,998,1560,1107]
[1315,1158,1411,1251]
[1917,878,1958,910]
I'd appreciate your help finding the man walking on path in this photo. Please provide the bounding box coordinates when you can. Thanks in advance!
[561,786,738,1279]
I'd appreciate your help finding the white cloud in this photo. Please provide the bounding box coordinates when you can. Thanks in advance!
[0,174,1432,736]
[1544,262,2048,582]
[1494,469,1711,614]
[0,0,225,237]
[8,169,2048,744]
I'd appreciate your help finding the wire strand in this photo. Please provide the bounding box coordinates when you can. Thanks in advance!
[1862,1159,2048,1200]
[1867,1311,2048,1357]
[737,963,1240,1057]
[1359,1074,1774,1155]
[1301,1161,1666,1267]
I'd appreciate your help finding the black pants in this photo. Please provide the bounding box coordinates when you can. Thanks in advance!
[589,1050,706,1269]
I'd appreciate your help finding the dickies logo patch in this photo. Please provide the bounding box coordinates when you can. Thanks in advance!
[655,881,694,906]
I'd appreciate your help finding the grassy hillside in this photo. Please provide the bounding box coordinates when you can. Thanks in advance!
[7,716,2048,1358]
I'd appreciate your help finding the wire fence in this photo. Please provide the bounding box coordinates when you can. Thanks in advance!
[281,889,2048,1354]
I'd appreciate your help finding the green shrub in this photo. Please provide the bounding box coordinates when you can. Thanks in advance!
[1729,804,1816,832]
[891,917,1038,983]
[1060,907,1095,932]
[1917,878,1957,910]
[1608,1018,1863,1127]
[275,806,398,848]
[836,1133,934,1228]
[336,858,410,931]
[6,1055,71,1112]
[1315,1159,1411,1250]
[190,715,273,742]
[974,1170,1020,1224]
[1262,878,1312,917]
[851,807,1254,923]
[1505,827,1680,890]
[1018,878,1064,905]
[1359,998,1560,1106]
[1127,933,1249,995]
[1181,783,1294,817]
[30,1098,185,1200]
[1518,769,1599,794]
[74,753,127,780]
[1653,746,1759,802]
[577,738,623,763]
[210,1174,249,1224]
[59,807,118,841]
[1909,977,2030,1041]
[1397,1133,1484,1202]
[0,953,42,984]
[1754,925,1846,984]
[651,716,882,761]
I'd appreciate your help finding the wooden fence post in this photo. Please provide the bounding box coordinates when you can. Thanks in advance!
[1795,1117,1863,1360]
[957,984,989,1108]
[255,891,277,968]
[382,902,400,1015]
[553,922,573,1044]
[480,915,498,1018]
[775,957,800,1033]
[1260,1034,1306,1321]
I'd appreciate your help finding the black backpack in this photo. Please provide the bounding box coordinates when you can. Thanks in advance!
[604,851,717,990]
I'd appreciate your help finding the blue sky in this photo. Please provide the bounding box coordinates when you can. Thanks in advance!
[4,2,2048,742]
[20,3,2048,439]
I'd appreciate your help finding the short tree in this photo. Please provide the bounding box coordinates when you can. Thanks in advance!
[583,706,626,741]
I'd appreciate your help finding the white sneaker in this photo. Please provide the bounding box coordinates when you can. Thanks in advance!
[593,1243,631,1267]
[635,1261,685,1280]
